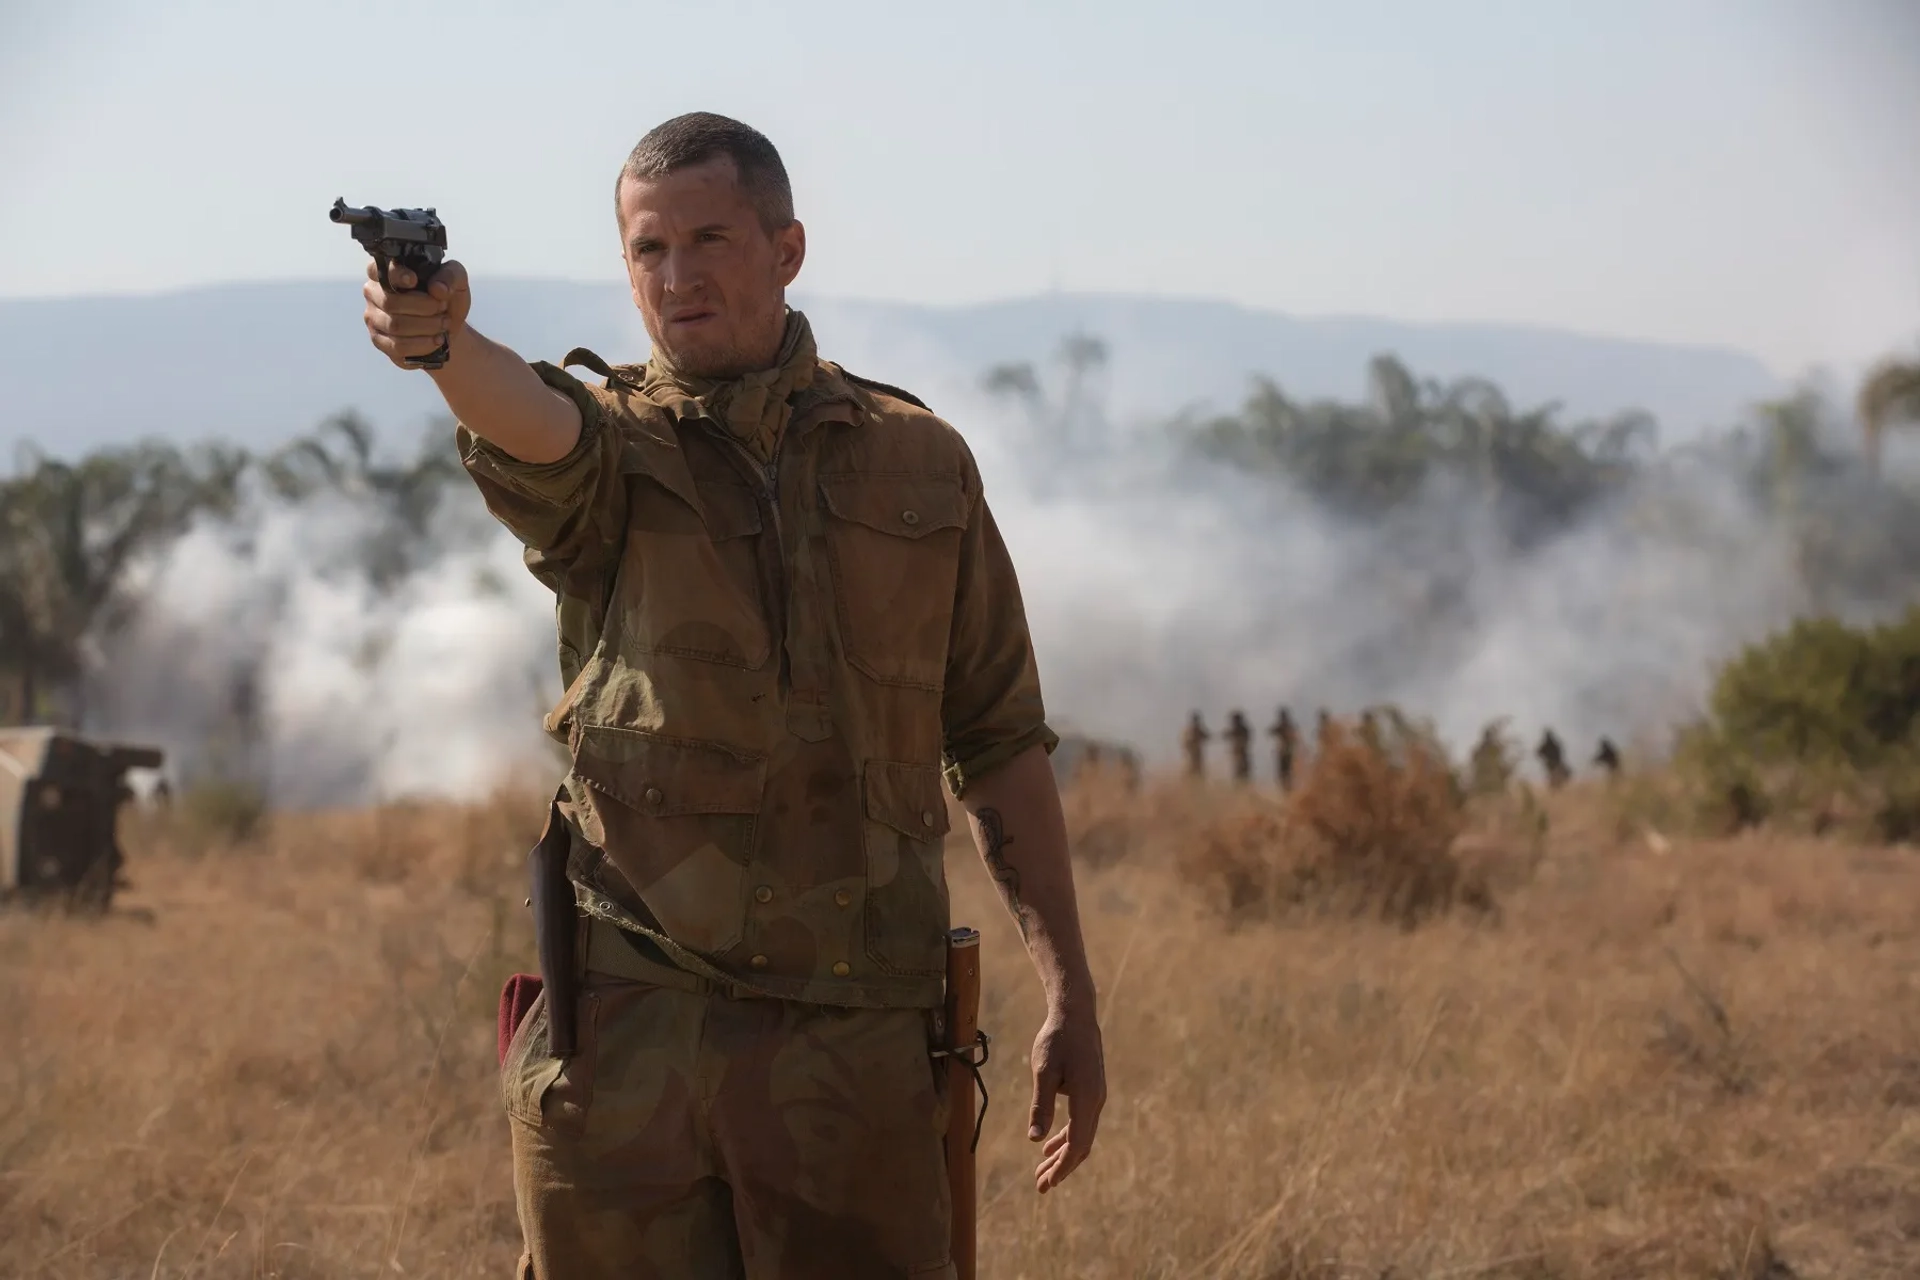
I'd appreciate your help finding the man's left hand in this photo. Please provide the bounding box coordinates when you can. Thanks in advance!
[1027,1002,1106,1193]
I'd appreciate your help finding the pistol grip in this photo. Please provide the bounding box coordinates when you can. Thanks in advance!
[374,253,450,371]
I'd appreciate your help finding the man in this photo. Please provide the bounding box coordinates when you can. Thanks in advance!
[359,113,1104,1279]
[1314,706,1335,753]
[1357,707,1383,755]
[1223,710,1253,784]
[1266,705,1297,791]
[1179,710,1210,779]
[1537,727,1571,789]
[1468,720,1512,794]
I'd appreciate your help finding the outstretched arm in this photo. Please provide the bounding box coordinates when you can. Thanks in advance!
[362,259,581,463]
[960,743,1105,1194]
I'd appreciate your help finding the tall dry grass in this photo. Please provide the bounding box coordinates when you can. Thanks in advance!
[3,757,1918,1278]
[1164,714,1494,927]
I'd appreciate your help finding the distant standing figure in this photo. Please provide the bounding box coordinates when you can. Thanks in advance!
[1315,707,1335,751]
[1593,737,1622,778]
[1079,741,1104,781]
[1358,708,1383,754]
[1182,711,1211,779]
[1536,728,1571,788]
[1468,721,1512,794]
[1268,706,1299,790]
[1224,710,1253,784]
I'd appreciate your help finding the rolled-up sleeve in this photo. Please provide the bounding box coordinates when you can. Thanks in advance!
[458,361,629,600]
[941,480,1058,797]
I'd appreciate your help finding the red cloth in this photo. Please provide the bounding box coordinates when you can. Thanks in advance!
[498,972,543,1066]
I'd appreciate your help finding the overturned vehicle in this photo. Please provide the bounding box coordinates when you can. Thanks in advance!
[0,728,163,909]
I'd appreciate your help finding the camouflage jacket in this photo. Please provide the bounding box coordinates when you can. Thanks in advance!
[460,346,1055,1009]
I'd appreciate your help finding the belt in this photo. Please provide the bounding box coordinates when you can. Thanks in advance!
[579,912,711,995]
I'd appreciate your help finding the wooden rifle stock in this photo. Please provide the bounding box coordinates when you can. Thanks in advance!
[943,927,984,1280]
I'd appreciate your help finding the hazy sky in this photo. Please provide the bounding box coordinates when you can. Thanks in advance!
[3,0,1915,375]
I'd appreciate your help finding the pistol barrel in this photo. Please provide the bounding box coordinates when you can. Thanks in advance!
[329,198,377,226]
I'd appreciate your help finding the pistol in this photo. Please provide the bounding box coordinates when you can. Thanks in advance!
[329,197,451,370]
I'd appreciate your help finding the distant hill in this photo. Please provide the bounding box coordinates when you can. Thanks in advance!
[0,281,1783,458]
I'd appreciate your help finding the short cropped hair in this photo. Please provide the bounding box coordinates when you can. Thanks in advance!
[616,112,795,233]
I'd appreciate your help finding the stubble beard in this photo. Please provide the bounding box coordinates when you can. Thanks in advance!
[658,333,755,380]
[650,306,786,381]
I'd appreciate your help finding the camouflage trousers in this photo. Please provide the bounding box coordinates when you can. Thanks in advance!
[501,972,956,1280]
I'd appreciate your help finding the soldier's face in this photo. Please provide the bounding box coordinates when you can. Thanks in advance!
[618,158,806,379]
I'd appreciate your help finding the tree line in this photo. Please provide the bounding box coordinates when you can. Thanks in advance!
[990,340,1920,612]
[4,342,1918,734]
[0,412,460,728]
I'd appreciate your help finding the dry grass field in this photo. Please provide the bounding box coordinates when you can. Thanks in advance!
[3,745,1918,1278]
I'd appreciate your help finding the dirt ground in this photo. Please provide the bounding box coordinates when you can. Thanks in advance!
[2,777,1917,1279]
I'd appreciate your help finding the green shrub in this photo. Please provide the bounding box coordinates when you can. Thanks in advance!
[177,776,269,847]
[1680,606,1920,839]
[1706,611,1920,766]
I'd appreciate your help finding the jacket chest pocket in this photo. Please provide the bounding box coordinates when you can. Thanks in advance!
[617,479,771,670]
[571,725,767,958]
[820,476,968,690]
[862,760,953,978]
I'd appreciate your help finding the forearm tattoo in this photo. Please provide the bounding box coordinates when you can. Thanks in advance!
[977,807,1034,944]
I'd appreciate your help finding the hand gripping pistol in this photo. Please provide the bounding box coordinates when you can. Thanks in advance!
[329,197,451,369]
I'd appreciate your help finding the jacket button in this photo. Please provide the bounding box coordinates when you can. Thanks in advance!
[831,961,852,977]
[643,786,663,806]
[754,885,773,904]
[750,954,769,969]
[901,509,920,526]
[921,811,936,827]
[833,889,852,908]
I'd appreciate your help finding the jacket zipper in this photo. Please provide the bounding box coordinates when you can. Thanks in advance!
[701,419,792,690]
[762,436,791,690]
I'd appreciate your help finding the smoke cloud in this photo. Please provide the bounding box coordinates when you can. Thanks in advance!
[89,484,560,805]
[74,316,1920,803]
